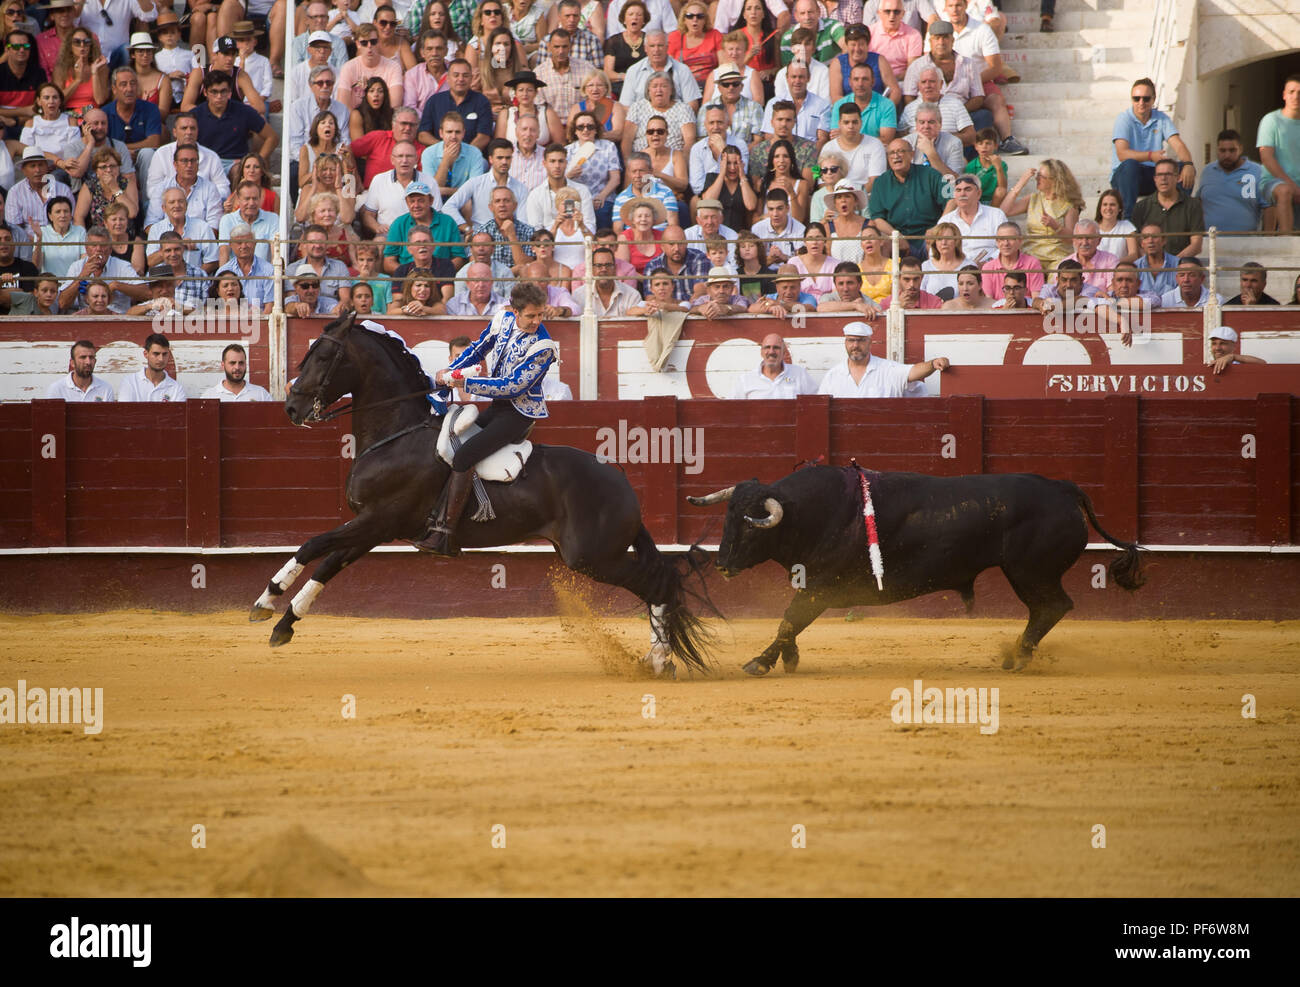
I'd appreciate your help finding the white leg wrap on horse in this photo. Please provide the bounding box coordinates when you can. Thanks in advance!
[650,605,668,647]
[291,579,325,617]
[274,559,305,590]
[253,587,277,611]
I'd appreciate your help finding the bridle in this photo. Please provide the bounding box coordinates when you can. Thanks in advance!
[291,322,437,426]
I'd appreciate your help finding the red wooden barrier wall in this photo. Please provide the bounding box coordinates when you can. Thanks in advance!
[1,396,1294,550]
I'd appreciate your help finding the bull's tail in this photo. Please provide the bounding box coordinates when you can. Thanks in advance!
[1075,487,1146,591]
[626,526,717,674]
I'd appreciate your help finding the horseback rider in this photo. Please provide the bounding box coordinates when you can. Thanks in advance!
[413,281,557,556]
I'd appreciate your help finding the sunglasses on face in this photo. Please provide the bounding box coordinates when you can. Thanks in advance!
[1132,94,1153,102]
[357,38,378,46]
[684,11,704,17]
[576,122,596,130]
[482,7,503,14]
[645,127,667,135]
[72,38,92,46]
[314,78,334,86]
[376,19,396,26]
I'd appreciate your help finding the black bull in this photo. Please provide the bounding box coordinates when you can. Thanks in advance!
[689,466,1144,674]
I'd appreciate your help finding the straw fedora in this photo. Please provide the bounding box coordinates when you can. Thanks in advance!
[618,196,668,226]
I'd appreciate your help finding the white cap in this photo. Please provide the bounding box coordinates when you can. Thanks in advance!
[842,321,873,338]
[1210,326,1238,343]
[307,30,333,45]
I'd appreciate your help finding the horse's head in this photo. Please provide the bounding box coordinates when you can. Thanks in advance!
[285,310,359,426]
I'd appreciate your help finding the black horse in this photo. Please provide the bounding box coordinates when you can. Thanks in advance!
[250,312,712,677]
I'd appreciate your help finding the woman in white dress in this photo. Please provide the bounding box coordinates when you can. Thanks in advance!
[1095,188,1139,263]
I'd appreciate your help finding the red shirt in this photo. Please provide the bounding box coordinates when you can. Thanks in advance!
[350,129,397,189]
[620,226,663,272]
[668,30,723,84]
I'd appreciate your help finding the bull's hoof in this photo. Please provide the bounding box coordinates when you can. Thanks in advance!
[1001,653,1016,670]
[269,625,295,648]
[742,658,773,677]
[249,604,275,623]
[1013,652,1034,672]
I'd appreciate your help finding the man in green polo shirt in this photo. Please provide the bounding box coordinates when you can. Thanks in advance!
[383,182,466,273]
[780,0,846,65]
[868,137,949,258]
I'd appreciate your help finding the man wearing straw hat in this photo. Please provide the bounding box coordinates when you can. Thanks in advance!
[690,266,750,318]
[750,265,817,317]
[36,0,79,78]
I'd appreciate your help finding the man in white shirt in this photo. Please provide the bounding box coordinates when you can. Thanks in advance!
[79,0,157,67]
[58,226,148,313]
[619,32,701,108]
[525,143,597,231]
[118,333,188,402]
[689,104,751,195]
[751,188,806,265]
[217,181,278,263]
[144,142,226,228]
[202,343,272,401]
[935,0,1009,85]
[146,113,231,202]
[573,246,640,316]
[1159,258,1224,309]
[46,340,115,402]
[942,173,1005,264]
[775,29,831,102]
[441,139,528,229]
[817,321,950,397]
[730,333,817,399]
[826,101,886,190]
[362,142,440,237]
[760,63,830,144]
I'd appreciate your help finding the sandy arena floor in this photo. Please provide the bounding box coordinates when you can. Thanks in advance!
[0,605,1297,897]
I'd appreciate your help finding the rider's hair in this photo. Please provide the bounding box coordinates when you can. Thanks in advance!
[510,281,547,310]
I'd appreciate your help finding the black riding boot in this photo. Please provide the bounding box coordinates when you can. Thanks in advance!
[413,469,475,557]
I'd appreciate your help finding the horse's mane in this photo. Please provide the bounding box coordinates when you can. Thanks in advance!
[298,321,432,392]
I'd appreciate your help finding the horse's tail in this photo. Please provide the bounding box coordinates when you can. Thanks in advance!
[629,525,717,674]
[1075,486,1146,592]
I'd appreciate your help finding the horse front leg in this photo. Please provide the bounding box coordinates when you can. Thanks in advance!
[268,542,373,648]
[249,517,382,622]
[744,592,829,677]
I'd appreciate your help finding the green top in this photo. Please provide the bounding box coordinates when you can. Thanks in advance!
[779,20,845,66]
[384,211,466,265]
[868,165,949,238]
[964,156,1007,205]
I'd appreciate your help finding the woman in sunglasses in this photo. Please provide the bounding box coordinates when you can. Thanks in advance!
[808,150,848,224]
[53,28,108,115]
[372,6,418,71]
[565,110,621,227]
[668,2,722,87]
[465,1,527,93]
[566,70,625,147]
[641,112,687,200]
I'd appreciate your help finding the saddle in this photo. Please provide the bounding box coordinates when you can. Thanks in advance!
[437,403,533,483]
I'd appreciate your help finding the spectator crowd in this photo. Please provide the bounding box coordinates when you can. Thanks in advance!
[3,1,1293,398]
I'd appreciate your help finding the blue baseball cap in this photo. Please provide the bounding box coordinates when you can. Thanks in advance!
[404,181,433,198]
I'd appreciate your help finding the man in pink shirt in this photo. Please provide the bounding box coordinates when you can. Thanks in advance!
[1063,219,1118,293]
[981,220,1044,299]
[869,0,924,81]
[335,23,404,109]
[882,255,944,309]
[37,0,78,78]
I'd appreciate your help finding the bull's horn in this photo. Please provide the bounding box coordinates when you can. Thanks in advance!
[687,486,735,506]
[744,498,784,529]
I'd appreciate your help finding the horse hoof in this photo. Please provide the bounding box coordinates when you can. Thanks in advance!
[1013,653,1034,672]
[269,627,294,648]
[782,657,799,673]
[1001,654,1016,670]
[249,604,274,623]
[661,660,677,681]
[742,659,772,677]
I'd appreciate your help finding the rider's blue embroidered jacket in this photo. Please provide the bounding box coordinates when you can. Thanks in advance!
[436,310,558,419]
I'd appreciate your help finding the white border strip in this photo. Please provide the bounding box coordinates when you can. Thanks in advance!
[2,544,1299,556]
